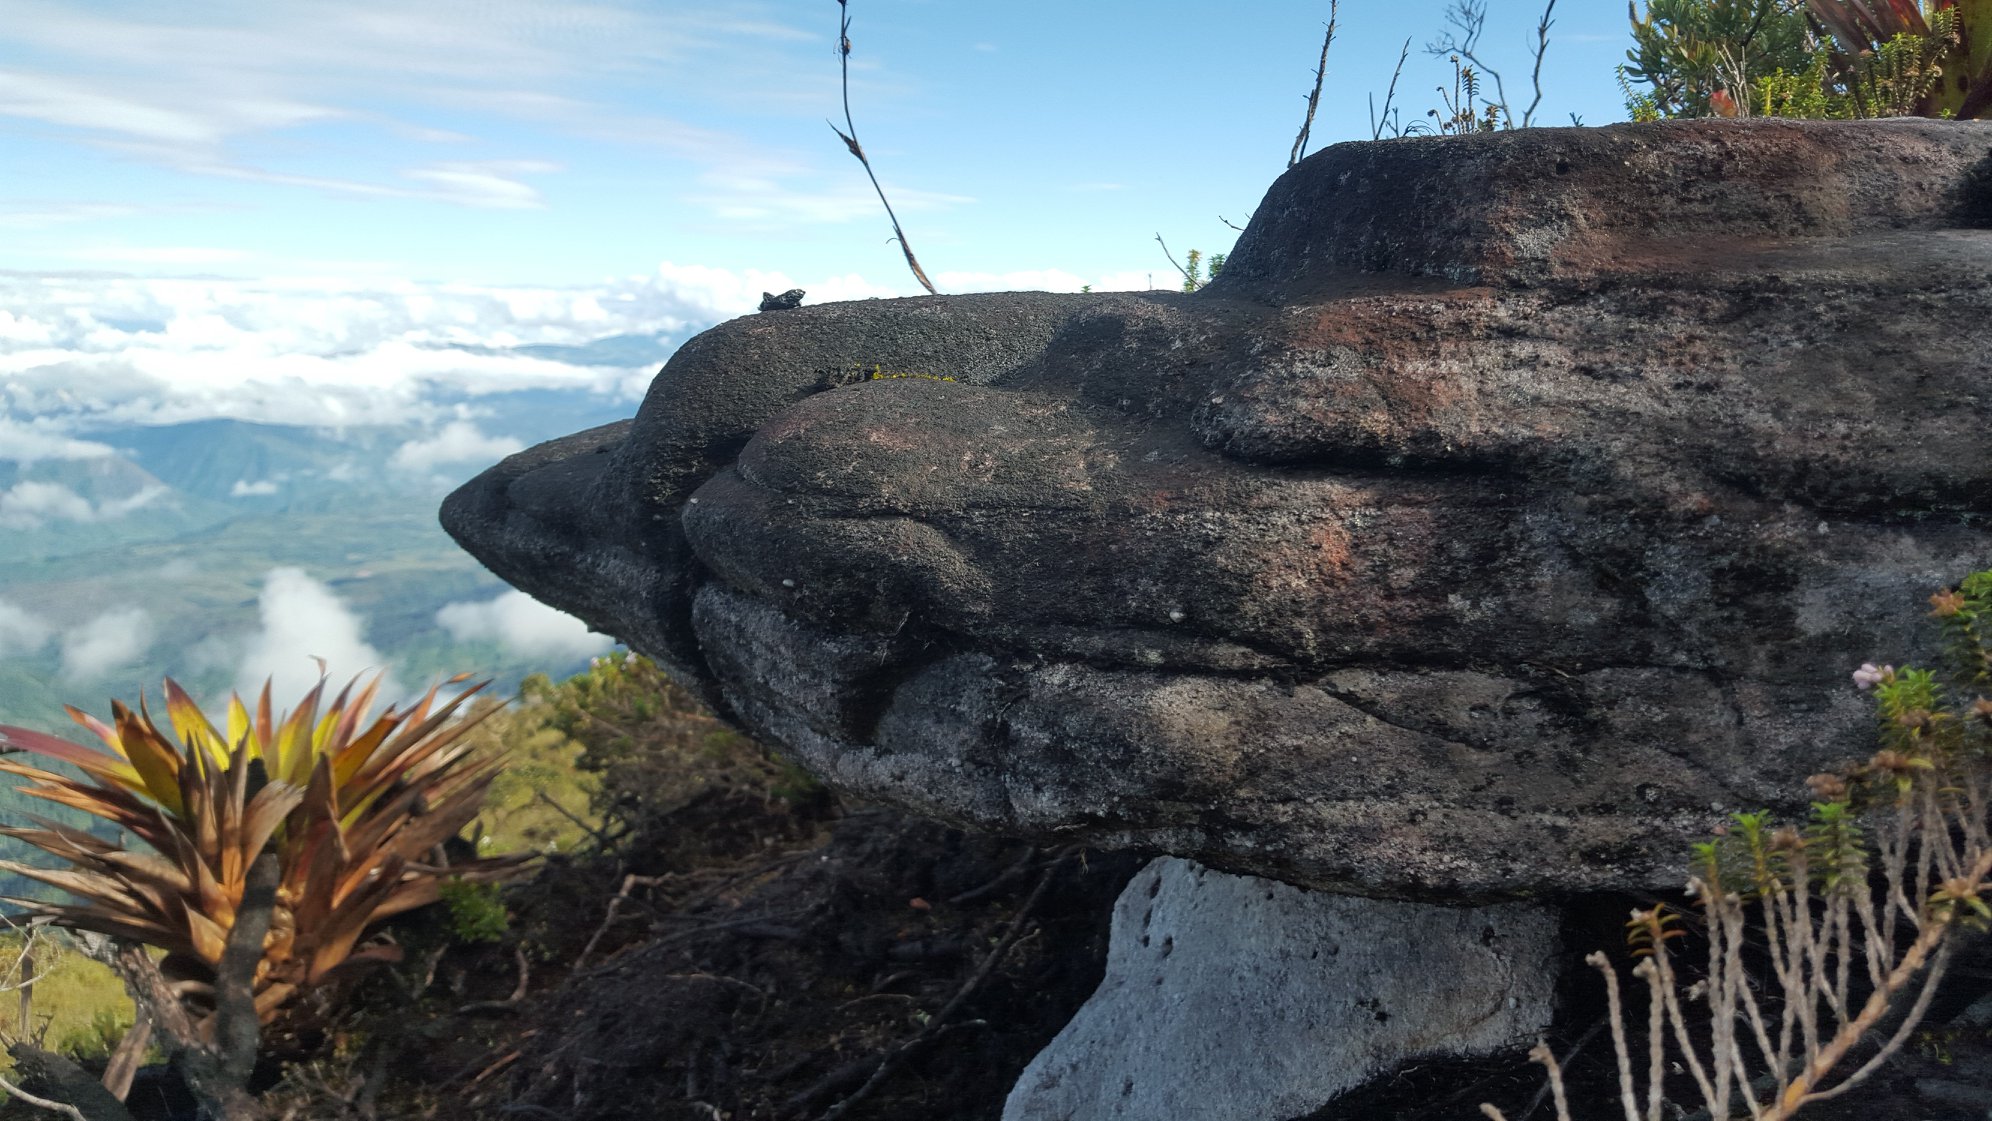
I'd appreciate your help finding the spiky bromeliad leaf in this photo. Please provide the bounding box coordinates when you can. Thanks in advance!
[1806,0,1992,118]
[0,672,529,1028]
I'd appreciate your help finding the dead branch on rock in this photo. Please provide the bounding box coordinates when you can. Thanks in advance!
[1288,1,1339,167]
[831,0,937,295]
[1154,234,1196,290]
[1370,37,1414,138]
[1521,0,1557,129]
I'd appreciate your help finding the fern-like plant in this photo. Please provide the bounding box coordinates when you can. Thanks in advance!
[0,672,528,1032]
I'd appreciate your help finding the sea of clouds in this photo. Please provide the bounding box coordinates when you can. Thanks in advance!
[1,260,1157,704]
[0,262,904,433]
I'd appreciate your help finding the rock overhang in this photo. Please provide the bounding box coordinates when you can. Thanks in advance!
[444,119,1992,904]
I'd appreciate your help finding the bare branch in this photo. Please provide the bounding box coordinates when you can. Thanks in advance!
[1152,234,1195,288]
[832,0,937,295]
[573,871,664,972]
[1370,38,1413,139]
[1522,0,1557,128]
[0,1071,92,1121]
[456,947,532,1016]
[1288,2,1340,168]
[1427,0,1514,128]
[212,852,278,1086]
[533,789,613,850]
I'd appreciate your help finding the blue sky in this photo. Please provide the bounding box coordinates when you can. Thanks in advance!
[4,0,1637,295]
[0,0,1652,493]
[0,1,1646,700]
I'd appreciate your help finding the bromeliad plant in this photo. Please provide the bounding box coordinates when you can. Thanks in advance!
[1804,0,1991,119]
[0,672,527,1031]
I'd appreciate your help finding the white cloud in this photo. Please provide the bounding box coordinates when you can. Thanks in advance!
[0,202,143,230]
[435,590,613,662]
[0,417,115,461]
[230,479,280,497]
[60,606,154,682]
[0,263,915,434]
[0,482,94,527]
[0,261,1165,444]
[399,161,560,210]
[0,0,831,215]
[389,420,525,474]
[234,566,398,702]
[0,598,52,658]
[0,481,166,528]
[100,486,167,518]
[66,246,258,266]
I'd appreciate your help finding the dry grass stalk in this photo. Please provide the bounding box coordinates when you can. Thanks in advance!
[830,0,936,295]
[1484,573,1992,1120]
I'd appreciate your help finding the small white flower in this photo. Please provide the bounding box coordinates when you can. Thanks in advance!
[1852,662,1892,691]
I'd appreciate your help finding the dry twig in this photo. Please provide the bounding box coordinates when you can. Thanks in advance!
[573,872,662,971]
[1288,2,1339,168]
[457,947,533,1016]
[1426,0,1558,129]
[1370,37,1414,139]
[831,0,937,294]
[1153,234,1196,289]
[0,1071,92,1121]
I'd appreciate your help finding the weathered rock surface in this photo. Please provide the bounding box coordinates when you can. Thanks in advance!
[445,120,1992,902]
[1002,857,1558,1121]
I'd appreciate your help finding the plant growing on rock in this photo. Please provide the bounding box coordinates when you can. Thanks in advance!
[0,672,529,1037]
[1626,0,1991,119]
[1484,570,1992,1121]
[1625,0,1815,119]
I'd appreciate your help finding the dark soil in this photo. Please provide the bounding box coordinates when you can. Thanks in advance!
[334,788,1145,1121]
[25,791,1992,1121]
[342,792,1992,1121]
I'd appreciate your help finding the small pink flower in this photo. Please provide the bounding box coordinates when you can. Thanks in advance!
[1852,663,1893,691]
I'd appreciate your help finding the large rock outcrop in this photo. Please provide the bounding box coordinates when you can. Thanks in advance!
[445,120,1992,904]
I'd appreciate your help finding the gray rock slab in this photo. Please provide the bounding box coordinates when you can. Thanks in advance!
[443,120,1992,901]
[1003,858,1559,1121]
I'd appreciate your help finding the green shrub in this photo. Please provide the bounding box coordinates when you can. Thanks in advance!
[1625,1,1987,120]
[1624,0,1814,119]
[438,879,510,945]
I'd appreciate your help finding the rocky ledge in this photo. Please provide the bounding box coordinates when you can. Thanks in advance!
[445,119,1992,905]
